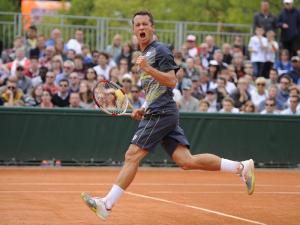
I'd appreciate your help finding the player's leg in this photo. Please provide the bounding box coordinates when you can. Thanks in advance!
[171,144,255,194]
[81,144,148,220]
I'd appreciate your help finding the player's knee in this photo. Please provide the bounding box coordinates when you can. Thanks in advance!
[124,146,142,163]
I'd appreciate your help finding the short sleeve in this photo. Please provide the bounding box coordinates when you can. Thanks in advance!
[156,44,179,73]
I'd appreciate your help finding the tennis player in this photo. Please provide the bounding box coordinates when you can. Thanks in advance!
[82,10,255,220]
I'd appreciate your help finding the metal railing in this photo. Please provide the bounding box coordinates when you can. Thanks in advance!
[0,12,252,51]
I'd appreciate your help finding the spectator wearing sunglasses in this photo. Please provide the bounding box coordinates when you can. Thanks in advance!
[1,80,24,107]
[51,79,70,107]
[130,85,145,109]
[260,98,279,114]
[250,77,268,107]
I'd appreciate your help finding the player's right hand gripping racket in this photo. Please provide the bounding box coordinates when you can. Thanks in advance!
[93,80,132,117]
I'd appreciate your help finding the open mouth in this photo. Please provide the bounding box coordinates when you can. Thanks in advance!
[140,32,146,38]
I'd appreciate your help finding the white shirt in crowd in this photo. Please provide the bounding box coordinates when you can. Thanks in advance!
[265,40,278,63]
[248,35,268,62]
[280,108,300,115]
[219,108,239,113]
[66,39,83,54]
[250,89,268,107]
[260,110,280,115]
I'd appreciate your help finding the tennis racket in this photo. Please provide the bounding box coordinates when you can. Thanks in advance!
[93,80,132,117]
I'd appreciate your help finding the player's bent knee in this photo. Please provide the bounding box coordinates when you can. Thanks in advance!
[124,145,146,163]
[176,159,194,170]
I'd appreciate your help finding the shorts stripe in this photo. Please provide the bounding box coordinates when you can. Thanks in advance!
[142,115,161,149]
[135,114,153,146]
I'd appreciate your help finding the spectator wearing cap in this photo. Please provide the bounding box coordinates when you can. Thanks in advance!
[198,99,210,112]
[186,35,199,58]
[248,26,268,77]
[205,35,219,61]
[261,98,280,114]
[205,89,218,112]
[253,0,277,33]
[251,77,268,107]
[280,95,300,115]
[277,0,300,57]
[219,97,239,113]
[66,29,84,55]
[230,77,251,109]
[190,75,203,100]
[208,60,219,81]
[178,79,199,112]
[121,74,133,99]
[16,66,32,95]
[287,56,300,84]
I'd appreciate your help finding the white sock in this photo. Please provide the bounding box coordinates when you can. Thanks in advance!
[220,158,242,173]
[103,184,124,210]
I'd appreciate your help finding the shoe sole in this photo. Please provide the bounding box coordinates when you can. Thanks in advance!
[246,159,255,195]
[81,192,108,220]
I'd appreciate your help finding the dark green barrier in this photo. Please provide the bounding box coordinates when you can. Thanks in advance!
[0,107,299,165]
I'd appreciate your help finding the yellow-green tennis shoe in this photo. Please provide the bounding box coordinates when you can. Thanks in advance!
[240,159,255,195]
[81,192,110,220]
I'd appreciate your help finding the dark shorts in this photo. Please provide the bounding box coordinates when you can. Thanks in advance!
[131,112,190,156]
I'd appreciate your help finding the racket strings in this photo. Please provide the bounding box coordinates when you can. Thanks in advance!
[94,81,128,115]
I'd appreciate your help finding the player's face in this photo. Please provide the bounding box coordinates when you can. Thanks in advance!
[133,15,154,46]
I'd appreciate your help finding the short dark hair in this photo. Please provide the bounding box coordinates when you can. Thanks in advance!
[59,79,69,85]
[29,25,37,31]
[132,10,154,25]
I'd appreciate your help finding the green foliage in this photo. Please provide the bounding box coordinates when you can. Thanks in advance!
[0,0,19,12]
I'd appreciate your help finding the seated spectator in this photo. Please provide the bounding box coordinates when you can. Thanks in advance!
[213,49,228,69]
[240,100,257,113]
[199,43,210,69]
[222,43,233,65]
[215,77,229,108]
[185,57,200,78]
[6,47,30,76]
[1,36,24,63]
[219,68,237,95]
[85,67,98,91]
[250,77,268,107]
[198,99,210,112]
[82,45,92,65]
[198,70,215,96]
[24,84,43,106]
[16,66,32,95]
[93,52,112,80]
[54,37,67,59]
[45,28,62,47]
[79,80,93,109]
[205,89,218,112]
[274,49,292,75]
[66,49,76,61]
[120,74,133,98]
[281,95,300,115]
[43,71,58,95]
[118,57,129,76]
[55,60,75,85]
[68,72,80,93]
[29,34,46,59]
[277,74,291,106]
[258,85,285,112]
[266,68,279,89]
[285,85,300,109]
[39,46,55,69]
[26,56,40,79]
[73,55,86,79]
[260,98,280,114]
[115,42,133,69]
[40,90,53,108]
[51,54,64,77]
[69,92,82,108]
[178,79,199,112]
[130,85,145,109]
[205,35,219,61]
[52,79,70,107]
[190,75,204,100]
[230,77,251,109]
[1,80,24,107]
[232,52,245,79]
[106,34,122,63]
[66,28,84,55]
[219,97,239,113]
[288,56,300,84]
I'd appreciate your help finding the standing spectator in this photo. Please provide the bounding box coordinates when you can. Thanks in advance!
[253,0,277,33]
[232,35,247,56]
[219,97,239,113]
[198,99,210,112]
[287,56,300,84]
[29,35,46,59]
[248,26,268,77]
[66,29,84,55]
[222,43,233,65]
[277,0,300,57]
[260,98,279,114]
[43,71,58,95]
[25,25,38,55]
[16,66,32,95]
[68,72,80,93]
[106,34,122,63]
[205,35,219,61]
[46,28,62,47]
[1,80,24,107]
[274,49,292,75]
[52,79,70,107]
[186,35,198,58]
[79,80,93,109]
[130,85,145,109]
[40,90,53,108]
[281,95,300,115]
[278,74,291,106]
[93,52,112,80]
[263,30,279,78]
[178,80,199,112]
[231,77,251,109]
[55,60,75,84]
[69,92,82,108]
[250,77,268,107]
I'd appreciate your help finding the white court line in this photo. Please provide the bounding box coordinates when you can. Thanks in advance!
[1,182,299,187]
[126,191,267,225]
[150,191,300,195]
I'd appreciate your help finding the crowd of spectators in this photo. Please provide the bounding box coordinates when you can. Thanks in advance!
[0,0,299,115]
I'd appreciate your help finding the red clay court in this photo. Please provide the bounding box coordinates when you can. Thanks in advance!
[0,167,299,225]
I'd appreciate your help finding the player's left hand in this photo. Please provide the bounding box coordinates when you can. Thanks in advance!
[136,56,150,72]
